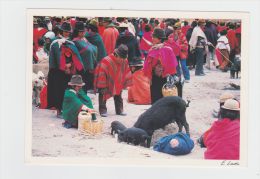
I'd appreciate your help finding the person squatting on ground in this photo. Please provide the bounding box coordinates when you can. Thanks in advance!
[62,75,96,128]
[128,58,151,105]
[47,21,85,118]
[143,28,178,104]
[199,99,240,160]
[189,19,208,76]
[94,44,133,117]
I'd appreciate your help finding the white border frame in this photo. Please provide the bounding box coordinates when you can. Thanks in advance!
[1,0,260,179]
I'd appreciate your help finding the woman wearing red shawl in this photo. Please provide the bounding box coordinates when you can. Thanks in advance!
[204,99,240,160]
[94,44,132,117]
[128,59,151,105]
[143,28,178,104]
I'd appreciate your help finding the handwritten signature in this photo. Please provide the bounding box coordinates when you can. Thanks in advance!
[220,160,240,166]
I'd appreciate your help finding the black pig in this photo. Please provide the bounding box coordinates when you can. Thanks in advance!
[134,96,190,138]
[111,121,127,135]
[118,127,151,148]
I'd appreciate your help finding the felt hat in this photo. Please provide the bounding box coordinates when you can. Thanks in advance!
[75,21,85,32]
[152,28,166,39]
[198,19,206,25]
[119,22,129,28]
[103,17,112,22]
[89,19,98,27]
[44,31,55,40]
[219,93,234,103]
[221,99,240,111]
[86,19,99,32]
[209,19,218,25]
[68,75,85,86]
[45,16,50,21]
[60,22,72,32]
[114,44,128,59]
[174,22,181,29]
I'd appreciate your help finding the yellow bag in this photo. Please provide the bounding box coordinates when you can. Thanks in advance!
[162,83,178,97]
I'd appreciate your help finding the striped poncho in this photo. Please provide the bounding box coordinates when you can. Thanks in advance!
[94,54,132,100]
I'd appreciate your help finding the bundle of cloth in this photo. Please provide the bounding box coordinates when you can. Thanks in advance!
[153,132,194,156]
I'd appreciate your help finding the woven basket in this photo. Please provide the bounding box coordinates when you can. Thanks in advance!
[78,111,104,135]
[162,83,178,97]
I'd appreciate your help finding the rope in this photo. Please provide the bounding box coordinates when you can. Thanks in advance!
[207,43,234,65]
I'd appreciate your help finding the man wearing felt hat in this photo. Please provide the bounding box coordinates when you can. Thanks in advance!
[102,17,119,55]
[128,58,151,105]
[94,44,132,117]
[47,21,84,118]
[85,19,107,63]
[72,21,98,92]
[189,19,209,76]
[62,75,96,128]
[115,22,141,63]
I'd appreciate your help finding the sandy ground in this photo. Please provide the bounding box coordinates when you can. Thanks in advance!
[32,65,240,160]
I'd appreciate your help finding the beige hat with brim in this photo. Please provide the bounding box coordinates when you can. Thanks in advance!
[219,93,234,103]
[221,99,240,111]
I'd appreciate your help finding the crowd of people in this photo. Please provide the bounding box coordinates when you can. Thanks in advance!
[33,16,241,160]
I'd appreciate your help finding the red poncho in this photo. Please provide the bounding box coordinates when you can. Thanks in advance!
[204,118,240,160]
[94,54,132,100]
[128,69,151,105]
[227,29,239,50]
[140,31,152,51]
[102,27,119,55]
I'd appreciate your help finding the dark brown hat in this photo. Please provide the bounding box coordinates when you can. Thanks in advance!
[75,21,85,32]
[68,75,85,86]
[114,44,128,59]
[152,28,166,39]
[198,19,206,25]
[60,22,72,32]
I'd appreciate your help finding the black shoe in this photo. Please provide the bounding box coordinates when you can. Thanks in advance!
[116,112,127,116]
[195,73,206,76]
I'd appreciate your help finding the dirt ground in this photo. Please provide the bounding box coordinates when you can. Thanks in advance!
[32,65,240,160]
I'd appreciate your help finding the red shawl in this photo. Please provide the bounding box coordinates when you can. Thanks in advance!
[59,45,84,73]
[143,44,177,79]
[204,118,240,160]
[94,54,132,100]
